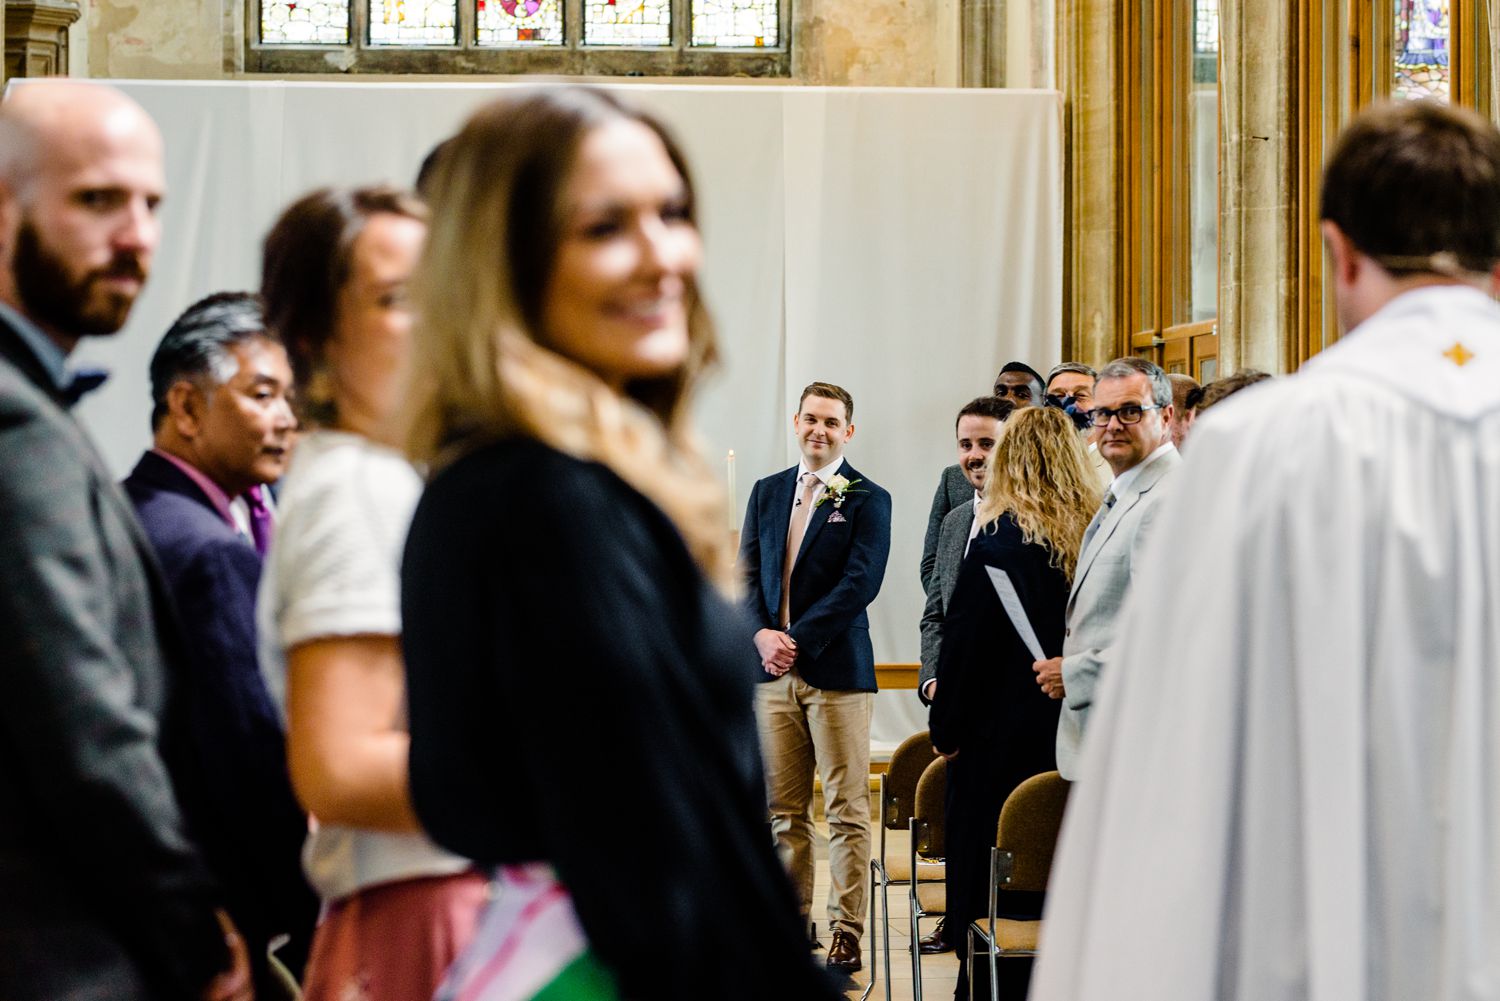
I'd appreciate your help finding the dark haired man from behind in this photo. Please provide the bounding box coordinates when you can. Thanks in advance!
[1033,101,1500,1001]
[0,81,250,1001]
[122,292,316,994]
[741,381,892,977]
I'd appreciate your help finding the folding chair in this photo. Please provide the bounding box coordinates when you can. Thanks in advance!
[908,755,948,1001]
[864,731,940,1001]
[966,770,1071,1001]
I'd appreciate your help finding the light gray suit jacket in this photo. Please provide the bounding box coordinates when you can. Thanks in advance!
[918,500,975,705]
[1056,446,1181,779]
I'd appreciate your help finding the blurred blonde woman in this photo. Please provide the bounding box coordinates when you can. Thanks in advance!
[256,186,487,1001]
[928,405,1099,1001]
[397,88,840,1001]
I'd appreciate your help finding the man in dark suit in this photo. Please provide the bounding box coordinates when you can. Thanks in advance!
[741,381,892,975]
[918,395,1012,708]
[920,361,1042,595]
[123,293,315,992]
[0,82,248,1001]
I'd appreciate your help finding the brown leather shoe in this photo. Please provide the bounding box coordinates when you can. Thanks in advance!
[918,918,953,954]
[826,928,863,973]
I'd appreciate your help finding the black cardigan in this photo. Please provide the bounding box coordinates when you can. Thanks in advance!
[401,437,841,1001]
[928,511,1067,765]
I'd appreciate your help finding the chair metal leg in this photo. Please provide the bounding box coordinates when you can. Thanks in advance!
[858,862,877,1001]
[881,873,894,1001]
[966,924,976,1001]
[909,895,923,1001]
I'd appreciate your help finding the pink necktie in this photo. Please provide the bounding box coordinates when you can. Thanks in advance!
[779,473,820,628]
[246,486,274,557]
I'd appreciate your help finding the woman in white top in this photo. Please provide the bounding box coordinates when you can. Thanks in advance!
[257,186,486,1001]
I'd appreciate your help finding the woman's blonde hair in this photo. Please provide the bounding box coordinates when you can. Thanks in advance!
[975,406,1101,579]
[399,87,734,586]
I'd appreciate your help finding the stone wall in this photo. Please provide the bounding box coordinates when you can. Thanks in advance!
[77,0,978,85]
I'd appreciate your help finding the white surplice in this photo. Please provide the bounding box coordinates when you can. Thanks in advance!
[1031,285,1500,1001]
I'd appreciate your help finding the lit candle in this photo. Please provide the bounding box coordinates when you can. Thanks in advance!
[726,449,737,528]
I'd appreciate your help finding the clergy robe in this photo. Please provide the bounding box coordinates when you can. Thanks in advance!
[1031,284,1500,1001]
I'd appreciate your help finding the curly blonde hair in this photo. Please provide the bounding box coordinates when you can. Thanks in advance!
[398,87,734,587]
[974,406,1101,579]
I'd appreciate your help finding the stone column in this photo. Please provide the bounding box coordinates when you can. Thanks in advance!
[1058,0,1120,367]
[1217,0,1296,375]
[5,0,80,78]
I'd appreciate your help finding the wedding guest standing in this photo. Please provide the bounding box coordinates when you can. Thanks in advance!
[398,88,840,1001]
[928,406,1099,1000]
[123,292,316,991]
[0,81,249,1001]
[741,381,893,975]
[257,186,487,1001]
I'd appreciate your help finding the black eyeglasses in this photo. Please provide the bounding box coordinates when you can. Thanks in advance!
[1089,404,1161,427]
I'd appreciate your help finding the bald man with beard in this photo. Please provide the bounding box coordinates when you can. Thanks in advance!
[0,82,250,1001]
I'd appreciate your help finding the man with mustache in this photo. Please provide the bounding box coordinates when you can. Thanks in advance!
[123,292,317,994]
[1032,356,1180,780]
[741,381,892,977]
[0,81,250,1001]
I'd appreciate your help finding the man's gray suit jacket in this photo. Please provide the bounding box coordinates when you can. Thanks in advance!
[0,315,227,1001]
[1056,446,1181,779]
[918,500,975,705]
[919,463,972,594]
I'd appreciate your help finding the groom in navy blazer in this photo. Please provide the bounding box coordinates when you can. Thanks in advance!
[122,294,315,994]
[740,381,892,975]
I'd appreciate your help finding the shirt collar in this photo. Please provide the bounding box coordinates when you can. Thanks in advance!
[0,300,111,405]
[1109,441,1176,498]
[796,454,846,486]
[152,448,240,530]
[972,490,982,509]
[0,300,69,391]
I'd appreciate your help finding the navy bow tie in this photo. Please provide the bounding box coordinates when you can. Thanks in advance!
[60,368,109,407]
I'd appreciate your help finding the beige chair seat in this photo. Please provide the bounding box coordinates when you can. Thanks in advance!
[882,854,945,883]
[992,918,1039,953]
[915,878,946,915]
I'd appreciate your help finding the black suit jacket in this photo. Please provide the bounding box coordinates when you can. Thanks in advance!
[402,438,842,1001]
[123,451,317,982]
[0,317,228,1001]
[739,460,893,692]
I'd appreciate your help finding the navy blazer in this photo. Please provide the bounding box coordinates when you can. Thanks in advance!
[122,451,317,984]
[739,460,892,692]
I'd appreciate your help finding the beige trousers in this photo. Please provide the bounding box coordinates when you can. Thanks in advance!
[755,670,872,938]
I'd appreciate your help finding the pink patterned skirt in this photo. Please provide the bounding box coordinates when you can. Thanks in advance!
[302,871,491,1001]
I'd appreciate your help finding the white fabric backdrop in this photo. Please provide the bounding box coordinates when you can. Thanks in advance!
[21,80,1061,743]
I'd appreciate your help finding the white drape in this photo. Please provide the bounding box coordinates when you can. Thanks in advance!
[14,80,1061,741]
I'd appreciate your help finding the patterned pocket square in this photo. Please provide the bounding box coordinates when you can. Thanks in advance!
[826,510,848,523]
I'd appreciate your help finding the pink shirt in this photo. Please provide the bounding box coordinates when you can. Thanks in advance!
[152,448,238,531]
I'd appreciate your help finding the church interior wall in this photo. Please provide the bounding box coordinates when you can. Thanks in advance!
[75,0,982,86]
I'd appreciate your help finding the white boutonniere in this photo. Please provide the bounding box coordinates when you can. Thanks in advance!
[815,474,867,511]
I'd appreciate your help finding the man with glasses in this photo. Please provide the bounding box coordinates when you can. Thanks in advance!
[1032,356,1179,779]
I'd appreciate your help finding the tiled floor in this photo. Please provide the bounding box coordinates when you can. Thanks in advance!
[809,825,960,1001]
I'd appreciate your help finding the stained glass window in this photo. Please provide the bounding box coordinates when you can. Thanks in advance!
[1394,0,1451,101]
[369,0,458,45]
[583,0,671,46]
[691,0,777,47]
[261,0,351,43]
[477,0,564,44]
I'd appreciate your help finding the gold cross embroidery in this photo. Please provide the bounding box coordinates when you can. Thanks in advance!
[1443,342,1475,367]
